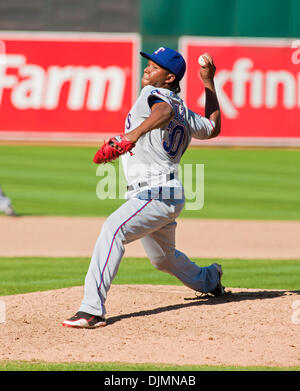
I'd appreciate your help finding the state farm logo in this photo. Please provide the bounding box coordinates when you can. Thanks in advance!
[197,57,300,119]
[0,53,126,111]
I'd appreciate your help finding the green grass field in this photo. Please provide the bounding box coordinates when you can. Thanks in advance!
[0,145,300,219]
[0,257,299,296]
[0,361,298,371]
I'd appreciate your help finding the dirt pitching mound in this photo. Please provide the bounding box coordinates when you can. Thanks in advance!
[0,285,299,367]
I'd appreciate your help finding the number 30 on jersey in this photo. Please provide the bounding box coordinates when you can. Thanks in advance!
[163,121,184,158]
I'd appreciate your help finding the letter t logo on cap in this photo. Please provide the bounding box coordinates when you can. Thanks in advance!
[154,47,166,55]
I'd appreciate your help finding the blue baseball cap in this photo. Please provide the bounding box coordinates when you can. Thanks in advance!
[140,47,186,81]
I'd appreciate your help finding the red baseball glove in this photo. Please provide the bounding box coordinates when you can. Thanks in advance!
[93,134,135,164]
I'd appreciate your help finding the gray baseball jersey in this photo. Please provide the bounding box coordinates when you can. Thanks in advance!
[122,85,214,198]
[78,86,220,318]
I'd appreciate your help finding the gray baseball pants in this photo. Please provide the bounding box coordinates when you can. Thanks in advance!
[79,195,220,317]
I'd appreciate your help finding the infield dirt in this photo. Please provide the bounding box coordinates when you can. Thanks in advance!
[1,216,300,259]
[0,285,299,367]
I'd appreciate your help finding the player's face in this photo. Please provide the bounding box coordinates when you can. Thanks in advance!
[141,60,171,88]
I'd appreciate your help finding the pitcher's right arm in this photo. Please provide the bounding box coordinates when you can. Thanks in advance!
[199,53,221,139]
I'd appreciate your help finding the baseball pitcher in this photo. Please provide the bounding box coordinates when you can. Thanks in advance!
[63,47,224,328]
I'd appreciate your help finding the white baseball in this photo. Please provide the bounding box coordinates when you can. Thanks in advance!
[198,55,206,66]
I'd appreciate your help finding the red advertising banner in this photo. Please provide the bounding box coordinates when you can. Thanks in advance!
[0,32,140,139]
[179,37,300,143]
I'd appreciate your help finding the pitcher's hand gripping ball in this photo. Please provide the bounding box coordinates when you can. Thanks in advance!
[198,53,214,67]
[93,135,135,164]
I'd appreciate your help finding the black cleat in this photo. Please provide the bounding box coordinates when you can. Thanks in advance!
[62,311,106,329]
[209,263,225,297]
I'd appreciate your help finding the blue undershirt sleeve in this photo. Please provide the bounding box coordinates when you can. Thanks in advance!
[148,97,165,108]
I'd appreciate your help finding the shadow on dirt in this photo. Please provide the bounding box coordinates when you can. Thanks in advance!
[106,289,300,325]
